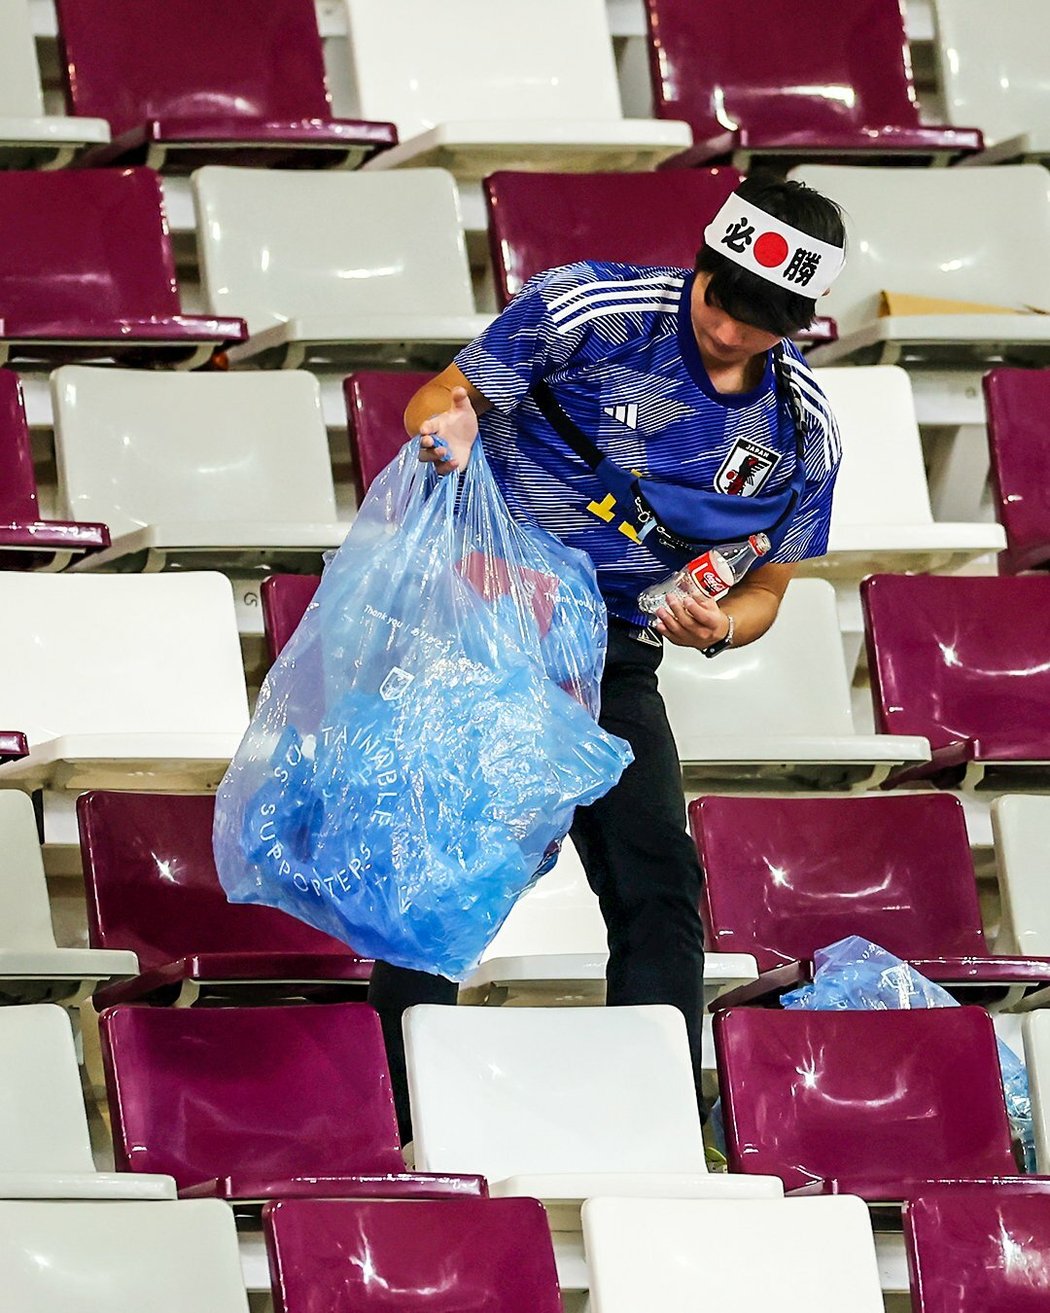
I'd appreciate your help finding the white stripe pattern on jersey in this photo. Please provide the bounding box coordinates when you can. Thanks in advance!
[547,273,685,316]
[780,354,842,470]
[553,295,681,336]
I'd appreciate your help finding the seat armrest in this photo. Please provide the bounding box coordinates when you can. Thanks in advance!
[180,1172,488,1201]
[93,959,193,1007]
[708,961,810,1010]
[0,520,110,551]
[785,1179,835,1197]
[0,732,27,762]
[658,130,739,170]
[884,737,974,787]
[789,1174,1036,1203]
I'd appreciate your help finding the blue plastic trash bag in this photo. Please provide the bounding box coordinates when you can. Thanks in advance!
[213,437,632,981]
[783,935,1035,1171]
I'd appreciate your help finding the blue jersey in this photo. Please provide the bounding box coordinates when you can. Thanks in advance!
[455,260,841,625]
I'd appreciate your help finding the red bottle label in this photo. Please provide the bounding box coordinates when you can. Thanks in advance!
[686,550,733,598]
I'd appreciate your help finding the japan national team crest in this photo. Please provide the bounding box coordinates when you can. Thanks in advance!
[714,437,781,497]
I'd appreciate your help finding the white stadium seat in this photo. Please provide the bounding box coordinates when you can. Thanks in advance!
[193,166,492,369]
[464,839,758,1012]
[53,367,348,574]
[0,793,137,1003]
[936,0,1050,162]
[792,164,1050,367]
[1022,1010,1050,1173]
[0,1198,248,1312]
[811,366,1004,576]
[583,1196,884,1312]
[993,796,1050,964]
[464,841,607,1004]
[657,578,930,789]
[0,0,109,167]
[345,0,690,178]
[404,1004,782,1231]
[0,1005,174,1200]
[0,573,249,793]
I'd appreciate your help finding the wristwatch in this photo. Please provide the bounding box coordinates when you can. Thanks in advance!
[701,612,735,659]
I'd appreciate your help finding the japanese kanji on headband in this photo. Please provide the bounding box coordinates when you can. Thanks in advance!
[704,192,845,297]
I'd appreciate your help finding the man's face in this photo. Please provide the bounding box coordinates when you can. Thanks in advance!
[690,272,783,367]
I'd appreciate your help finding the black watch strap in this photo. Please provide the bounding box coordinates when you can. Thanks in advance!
[701,613,735,659]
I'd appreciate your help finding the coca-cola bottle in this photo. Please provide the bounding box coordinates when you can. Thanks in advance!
[637,533,771,616]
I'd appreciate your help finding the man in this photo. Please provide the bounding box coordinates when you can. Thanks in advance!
[369,173,847,1135]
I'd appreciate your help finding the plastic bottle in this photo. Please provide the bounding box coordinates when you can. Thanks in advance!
[637,532,771,615]
[719,532,772,581]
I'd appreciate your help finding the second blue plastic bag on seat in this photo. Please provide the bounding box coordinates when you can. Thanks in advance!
[213,437,632,981]
[783,935,1035,1171]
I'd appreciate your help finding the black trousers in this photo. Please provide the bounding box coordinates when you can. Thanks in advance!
[368,626,707,1140]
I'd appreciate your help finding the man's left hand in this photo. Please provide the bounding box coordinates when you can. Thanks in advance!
[654,588,730,650]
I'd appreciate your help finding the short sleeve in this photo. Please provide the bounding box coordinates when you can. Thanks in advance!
[454,263,599,413]
[769,351,842,564]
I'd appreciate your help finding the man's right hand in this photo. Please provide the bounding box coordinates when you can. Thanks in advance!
[419,386,479,475]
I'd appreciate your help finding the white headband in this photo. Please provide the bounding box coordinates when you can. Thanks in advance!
[704,192,845,297]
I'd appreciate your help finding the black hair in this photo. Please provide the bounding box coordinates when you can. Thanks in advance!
[695,172,846,337]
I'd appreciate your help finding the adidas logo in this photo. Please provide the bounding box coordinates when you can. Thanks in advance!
[602,403,638,429]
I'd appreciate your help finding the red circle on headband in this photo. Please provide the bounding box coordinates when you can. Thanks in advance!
[754,232,789,267]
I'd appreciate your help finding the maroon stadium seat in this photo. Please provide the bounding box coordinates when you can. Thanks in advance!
[862,574,1050,788]
[261,574,321,663]
[484,168,741,307]
[984,367,1050,575]
[644,0,982,168]
[904,1184,1050,1312]
[343,370,429,502]
[55,0,396,171]
[100,1002,486,1204]
[691,793,1050,1005]
[0,369,108,568]
[78,790,371,1008]
[264,1197,561,1313]
[715,1007,1026,1202]
[0,169,245,368]
[482,169,835,344]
